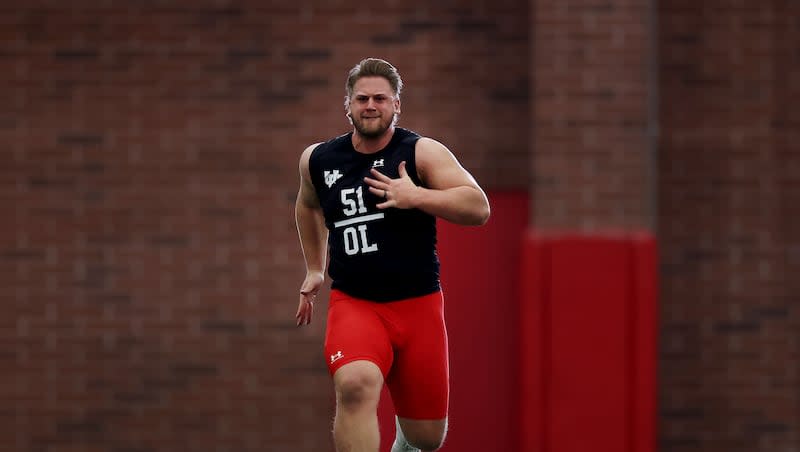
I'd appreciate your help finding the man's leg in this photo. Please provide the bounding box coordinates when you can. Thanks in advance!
[333,360,384,452]
[325,292,394,451]
[392,417,448,452]
[386,291,450,452]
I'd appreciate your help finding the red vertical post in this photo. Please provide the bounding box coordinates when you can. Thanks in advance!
[519,233,657,452]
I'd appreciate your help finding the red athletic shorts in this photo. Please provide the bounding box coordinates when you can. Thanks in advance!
[324,289,449,420]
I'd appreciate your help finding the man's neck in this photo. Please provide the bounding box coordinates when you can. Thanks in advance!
[352,127,395,154]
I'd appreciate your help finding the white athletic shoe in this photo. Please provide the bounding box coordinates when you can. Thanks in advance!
[391,417,421,452]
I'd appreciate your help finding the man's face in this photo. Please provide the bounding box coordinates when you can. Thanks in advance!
[347,76,400,138]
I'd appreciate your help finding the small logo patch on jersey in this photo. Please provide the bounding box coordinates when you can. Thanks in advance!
[372,159,384,168]
[330,351,344,364]
[324,170,343,187]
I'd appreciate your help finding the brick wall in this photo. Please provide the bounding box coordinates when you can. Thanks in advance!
[3,1,799,452]
[530,0,800,450]
[658,1,800,451]
[530,0,655,230]
[0,2,529,451]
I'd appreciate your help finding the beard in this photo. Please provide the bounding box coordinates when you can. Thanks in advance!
[352,114,396,138]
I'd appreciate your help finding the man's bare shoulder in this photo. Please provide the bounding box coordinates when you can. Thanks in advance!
[414,136,458,162]
[301,142,323,157]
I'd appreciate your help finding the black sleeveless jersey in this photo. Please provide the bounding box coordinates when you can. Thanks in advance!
[308,127,440,302]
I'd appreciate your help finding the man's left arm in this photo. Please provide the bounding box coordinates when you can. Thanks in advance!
[364,137,490,226]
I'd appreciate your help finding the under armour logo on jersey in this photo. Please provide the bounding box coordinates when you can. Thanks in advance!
[330,351,344,364]
[372,159,384,168]
[324,170,343,188]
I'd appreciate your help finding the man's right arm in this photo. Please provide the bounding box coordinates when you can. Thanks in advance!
[296,144,327,274]
[295,143,327,326]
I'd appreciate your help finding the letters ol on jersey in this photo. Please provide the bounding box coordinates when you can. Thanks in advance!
[333,185,382,256]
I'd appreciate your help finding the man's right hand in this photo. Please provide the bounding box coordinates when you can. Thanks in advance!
[296,271,324,326]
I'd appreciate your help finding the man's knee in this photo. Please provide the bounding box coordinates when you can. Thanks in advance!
[405,431,446,451]
[399,418,448,451]
[409,436,445,451]
[334,362,383,410]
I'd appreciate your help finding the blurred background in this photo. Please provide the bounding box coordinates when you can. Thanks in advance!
[1,1,798,451]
